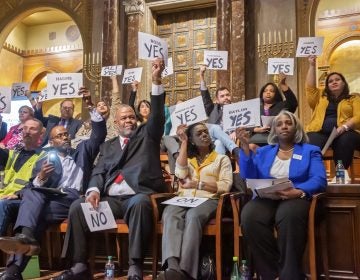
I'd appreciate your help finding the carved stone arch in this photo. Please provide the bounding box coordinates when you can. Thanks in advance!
[29,67,60,91]
[322,31,360,65]
[0,0,92,53]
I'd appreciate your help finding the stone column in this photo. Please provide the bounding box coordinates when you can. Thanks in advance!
[231,0,246,102]
[216,0,231,89]
[102,0,120,102]
[123,0,144,103]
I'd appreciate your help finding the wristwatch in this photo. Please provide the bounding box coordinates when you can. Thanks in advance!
[198,181,204,190]
[342,124,350,131]
[299,191,307,199]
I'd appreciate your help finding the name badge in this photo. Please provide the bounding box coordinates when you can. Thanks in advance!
[293,154,302,160]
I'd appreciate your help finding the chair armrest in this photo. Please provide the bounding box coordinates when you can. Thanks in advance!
[150,193,176,222]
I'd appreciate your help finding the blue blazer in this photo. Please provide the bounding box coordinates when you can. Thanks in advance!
[239,143,327,196]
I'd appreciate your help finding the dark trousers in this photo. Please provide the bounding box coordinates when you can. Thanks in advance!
[62,193,153,266]
[7,187,80,271]
[308,130,360,169]
[241,198,310,280]
[0,199,21,236]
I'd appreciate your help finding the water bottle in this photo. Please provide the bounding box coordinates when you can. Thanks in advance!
[0,171,4,189]
[335,160,345,184]
[239,259,251,280]
[104,256,115,279]
[230,256,240,280]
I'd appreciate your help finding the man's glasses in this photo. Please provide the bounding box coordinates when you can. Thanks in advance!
[52,132,69,139]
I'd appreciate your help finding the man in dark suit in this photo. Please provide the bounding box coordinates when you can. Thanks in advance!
[0,113,7,142]
[0,89,106,280]
[50,59,167,280]
[34,98,83,146]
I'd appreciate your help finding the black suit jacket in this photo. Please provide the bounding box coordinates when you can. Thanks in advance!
[35,108,83,146]
[89,93,167,195]
[0,122,7,142]
[201,88,223,125]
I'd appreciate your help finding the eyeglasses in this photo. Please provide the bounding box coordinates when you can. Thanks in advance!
[61,106,74,111]
[52,132,69,139]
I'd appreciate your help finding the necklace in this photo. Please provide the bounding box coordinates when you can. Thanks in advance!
[196,153,210,165]
[279,147,294,153]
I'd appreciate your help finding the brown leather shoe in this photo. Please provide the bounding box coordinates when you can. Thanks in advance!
[0,234,40,256]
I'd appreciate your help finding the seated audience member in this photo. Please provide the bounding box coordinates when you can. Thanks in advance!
[0,106,34,150]
[0,88,107,279]
[0,113,7,142]
[30,93,83,146]
[249,72,298,149]
[199,66,239,156]
[0,119,44,236]
[305,55,360,180]
[159,122,232,280]
[236,110,327,280]
[49,59,167,280]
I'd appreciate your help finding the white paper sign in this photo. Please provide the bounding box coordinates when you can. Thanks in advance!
[204,50,228,70]
[222,98,261,132]
[138,32,168,64]
[169,96,208,136]
[122,67,143,84]
[47,73,83,100]
[0,87,12,114]
[80,201,117,232]
[296,37,324,57]
[162,57,173,77]
[101,65,123,77]
[267,58,294,75]
[11,82,30,101]
[37,88,49,102]
[162,196,209,208]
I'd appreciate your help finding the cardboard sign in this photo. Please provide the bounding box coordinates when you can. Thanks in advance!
[80,201,117,232]
[11,83,30,101]
[138,32,168,64]
[204,50,228,70]
[169,96,208,135]
[162,196,209,208]
[122,67,143,84]
[267,58,294,75]
[222,98,261,132]
[47,73,83,101]
[296,37,324,57]
[0,87,11,114]
[162,57,173,77]
[101,65,123,77]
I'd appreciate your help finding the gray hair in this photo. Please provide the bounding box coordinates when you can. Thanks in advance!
[267,110,309,144]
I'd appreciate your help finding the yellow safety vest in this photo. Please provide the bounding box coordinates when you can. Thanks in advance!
[0,150,44,196]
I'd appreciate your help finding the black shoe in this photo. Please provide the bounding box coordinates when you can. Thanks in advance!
[0,271,24,280]
[52,269,92,280]
[0,234,40,256]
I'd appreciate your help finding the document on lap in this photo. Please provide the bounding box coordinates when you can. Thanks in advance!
[246,178,294,200]
[81,201,117,232]
[162,196,209,208]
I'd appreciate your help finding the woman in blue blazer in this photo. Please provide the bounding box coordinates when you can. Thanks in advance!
[236,110,327,280]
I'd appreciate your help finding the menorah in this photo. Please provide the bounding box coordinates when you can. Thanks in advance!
[83,52,102,98]
[257,29,295,64]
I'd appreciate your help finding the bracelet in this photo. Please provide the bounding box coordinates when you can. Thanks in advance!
[342,124,350,131]
[198,181,204,190]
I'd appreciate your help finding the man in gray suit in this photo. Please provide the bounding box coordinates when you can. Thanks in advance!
[54,59,167,280]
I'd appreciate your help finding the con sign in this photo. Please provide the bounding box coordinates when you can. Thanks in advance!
[267,58,294,75]
[0,87,11,114]
[222,98,261,132]
[47,73,83,101]
[138,32,168,64]
[162,196,209,208]
[80,201,117,232]
[204,50,228,70]
[296,37,324,57]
